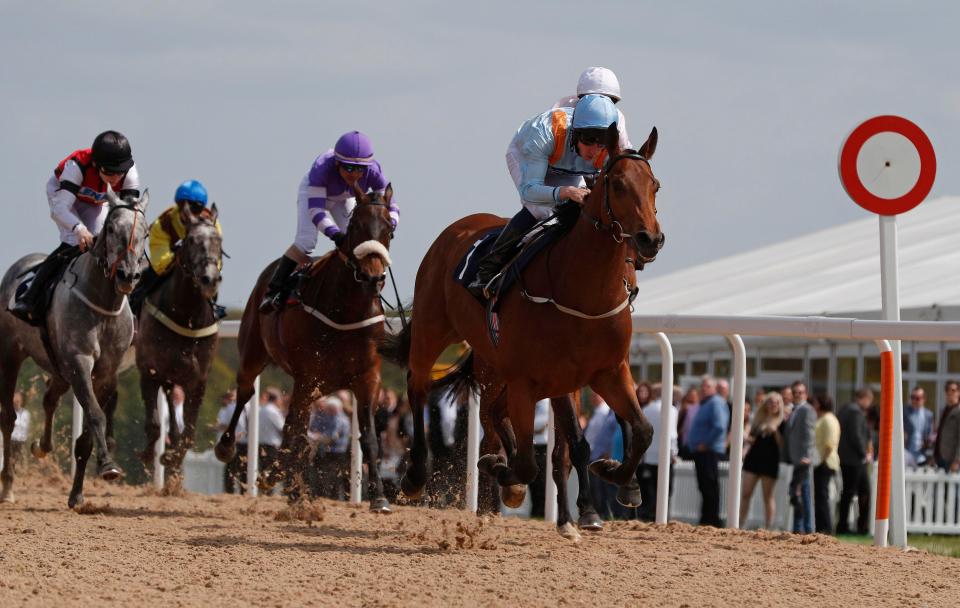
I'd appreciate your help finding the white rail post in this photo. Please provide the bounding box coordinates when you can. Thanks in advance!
[655,332,674,524]
[544,403,557,524]
[71,397,83,478]
[154,389,168,490]
[465,390,480,512]
[349,395,362,505]
[726,334,747,529]
[245,376,260,497]
[879,215,908,549]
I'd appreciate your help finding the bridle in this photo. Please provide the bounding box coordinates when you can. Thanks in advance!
[176,222,222,288]
[336,199,393,288]
[580,152,655,244]
[95,203,146,280]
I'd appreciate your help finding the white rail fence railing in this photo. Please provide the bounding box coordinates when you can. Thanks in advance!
[55,315,960,545]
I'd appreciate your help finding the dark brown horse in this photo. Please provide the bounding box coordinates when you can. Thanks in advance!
[383,125,662,510]
[215,184,394,510]
[136,207,223,477]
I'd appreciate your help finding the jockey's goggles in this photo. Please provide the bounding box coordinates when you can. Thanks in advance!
[178,200,206,215]
[575,129,607,146]
[98,167,124,177]
[339,162,366,174]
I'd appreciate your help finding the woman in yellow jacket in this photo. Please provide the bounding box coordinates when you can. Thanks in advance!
[813,395,841,534]
[129,180,223,317]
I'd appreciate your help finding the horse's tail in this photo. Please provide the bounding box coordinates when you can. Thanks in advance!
[378,319,413,368]
[431,349,478,403]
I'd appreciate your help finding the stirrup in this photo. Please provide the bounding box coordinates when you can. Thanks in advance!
[258,292,283,313]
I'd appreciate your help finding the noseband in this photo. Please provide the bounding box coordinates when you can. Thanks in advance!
[581,152,653,244]
[338,199,392,288]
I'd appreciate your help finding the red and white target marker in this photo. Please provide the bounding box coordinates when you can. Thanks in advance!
[838,116,936,550]
[838,115,936,216]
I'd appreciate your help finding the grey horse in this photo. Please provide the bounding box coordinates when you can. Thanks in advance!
[0,188,149,507]
[135,206,222,478]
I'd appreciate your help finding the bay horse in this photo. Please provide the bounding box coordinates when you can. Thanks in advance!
[136,207,223,477]
[215,184,394,511]
[0,188,149,507]
[383,124,662,510]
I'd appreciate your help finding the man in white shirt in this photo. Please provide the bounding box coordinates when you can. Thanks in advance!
[11,391,30,465]
[215,389,248,494]
[258,387,287,494]
[637,383,678,521]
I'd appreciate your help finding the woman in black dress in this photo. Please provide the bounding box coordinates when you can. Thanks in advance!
[739,392,785,528]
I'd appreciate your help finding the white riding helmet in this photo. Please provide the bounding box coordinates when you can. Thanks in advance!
[577,67,622,103]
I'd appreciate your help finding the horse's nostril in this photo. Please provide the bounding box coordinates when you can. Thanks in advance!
[636,231,654,246]
[201,276,212,285]
[133,272,141,281]
[658,233,666,247]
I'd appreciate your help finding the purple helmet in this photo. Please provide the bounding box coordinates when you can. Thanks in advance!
[334,131,375,166]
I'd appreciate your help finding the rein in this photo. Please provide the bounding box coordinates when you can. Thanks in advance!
[298,197,393,332]
[580,152,651,244]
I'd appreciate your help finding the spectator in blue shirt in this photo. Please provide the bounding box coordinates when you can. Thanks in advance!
[904,387,933,467]
[685,376,730,527]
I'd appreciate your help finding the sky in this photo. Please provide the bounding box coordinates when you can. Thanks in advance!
[1,1,958,308]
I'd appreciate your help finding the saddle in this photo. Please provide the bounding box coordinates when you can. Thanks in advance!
[453,206,578,346]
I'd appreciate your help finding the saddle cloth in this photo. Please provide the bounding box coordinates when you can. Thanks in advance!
[453,218,569,305]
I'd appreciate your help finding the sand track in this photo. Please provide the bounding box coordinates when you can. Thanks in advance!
[0,471,956,607]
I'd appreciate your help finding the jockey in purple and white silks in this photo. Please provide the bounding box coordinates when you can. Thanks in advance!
[259,131,399,312]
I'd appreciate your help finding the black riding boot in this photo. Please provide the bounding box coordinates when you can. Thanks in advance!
[9,243,77,326]
[258,256,299,313]
[467,209,537,299]
[128,266,162,318]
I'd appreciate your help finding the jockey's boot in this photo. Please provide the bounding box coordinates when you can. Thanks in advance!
[466,209,537,300]
[128,266,161,318]
[8,243,75,326]
[258,256,298,313]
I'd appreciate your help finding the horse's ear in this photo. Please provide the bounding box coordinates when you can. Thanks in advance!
[638,127,658,161]
[605,122,621,159]
[106,184,121,208]
[208,202,219,222]
[383,183,393,205]
[351,181,366,201]
[138,188,150,213]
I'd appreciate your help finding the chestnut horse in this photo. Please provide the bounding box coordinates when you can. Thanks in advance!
[215,185,395,511]
[383,125,663,510]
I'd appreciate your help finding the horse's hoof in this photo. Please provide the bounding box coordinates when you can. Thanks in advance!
[30,441,47,459]
[616,484,643,508]
[588,458,621,483]
[159,451,177,468]
[578,512,604,531]
[477,453,503,476]
[557,522,582,543]
[138,450,155,466]
[400,475,424,501]
[0,488,14,504]
[99,464,124,482]
[500,484,526,509]
[68,494,84,509]
[369,498,392,513]
[214,440,236,463]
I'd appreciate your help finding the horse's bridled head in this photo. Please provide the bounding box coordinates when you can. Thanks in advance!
[102,187,150,293]
[607,127,664,262]
[182,216,223,300]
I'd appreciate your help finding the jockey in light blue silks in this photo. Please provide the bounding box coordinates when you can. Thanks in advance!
[467,94,620,298]
[259,131,399,312]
